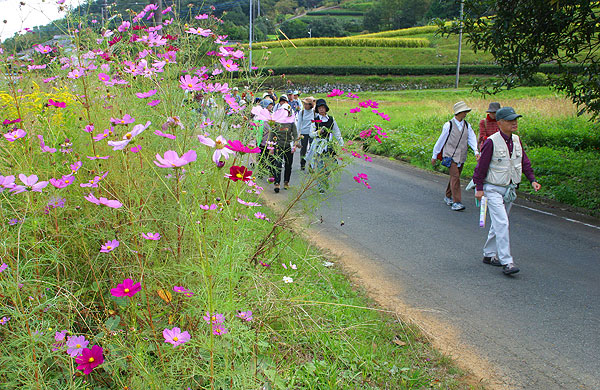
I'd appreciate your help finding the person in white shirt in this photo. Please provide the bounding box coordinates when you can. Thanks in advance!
[296,96,315,170]
[431,101,480,211]
[306,98,344,193]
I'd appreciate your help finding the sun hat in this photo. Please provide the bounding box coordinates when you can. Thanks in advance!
[453,101,471,115]
[293,90,299,95]
[279,95,289,102]
[259,99,273,109]
[302,96,315,104]
[286,89,293,94]
[315,98,329,112]
[232,87,239,91]
[486,102,501,113]
[262,92,270,98]
[495,107,522,121]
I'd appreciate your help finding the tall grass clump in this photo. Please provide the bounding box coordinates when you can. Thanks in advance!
[0,3,475,389]
[248,36,430,49]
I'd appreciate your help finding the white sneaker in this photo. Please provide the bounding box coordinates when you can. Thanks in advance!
[444,197,453,206]
[451,202,465,211]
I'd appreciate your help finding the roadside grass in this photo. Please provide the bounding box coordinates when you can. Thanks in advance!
[323,88,600,215]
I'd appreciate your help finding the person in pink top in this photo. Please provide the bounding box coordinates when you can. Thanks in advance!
[478,102,501,150]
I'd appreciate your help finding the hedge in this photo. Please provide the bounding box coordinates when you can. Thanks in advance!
[248,37,429,48]
[306,10,365,16]
[357,25,441,38]
[254,64,585,76]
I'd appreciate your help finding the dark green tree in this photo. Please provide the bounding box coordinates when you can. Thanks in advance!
[442,0,600,119]
[279,19,309,39]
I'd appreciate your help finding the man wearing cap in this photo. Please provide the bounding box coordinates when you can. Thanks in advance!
[431,101,480,211]
[289,90,301,114]
[296,96,315,170]
[479,102,501,150]
[473,107,541,275]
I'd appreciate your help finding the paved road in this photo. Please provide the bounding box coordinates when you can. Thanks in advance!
[271,153,600,390]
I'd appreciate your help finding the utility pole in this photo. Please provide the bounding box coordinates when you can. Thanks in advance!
[308,28,311,38]
[249,0,253,70]
[257,0,260,17]
[102,0,108,23]
[455,0,464,89]
[151,0,163,26]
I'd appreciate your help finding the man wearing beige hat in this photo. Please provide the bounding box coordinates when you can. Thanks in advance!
[431,101,480,211]
[296,96,316,170]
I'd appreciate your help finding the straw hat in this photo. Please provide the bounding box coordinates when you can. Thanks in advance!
[453,101,471,115]
[302,96,315,104]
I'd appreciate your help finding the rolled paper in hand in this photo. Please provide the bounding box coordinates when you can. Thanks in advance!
[479,196,488,228]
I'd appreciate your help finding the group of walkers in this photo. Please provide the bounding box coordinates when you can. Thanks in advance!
[432,101,541,275]
[252,89,343,193]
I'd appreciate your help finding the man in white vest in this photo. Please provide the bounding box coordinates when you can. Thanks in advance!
[473,107,541,275]
[431,101,480,211]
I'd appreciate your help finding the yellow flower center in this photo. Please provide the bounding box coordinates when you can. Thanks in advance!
[236,173,243,179]
[65,180,70,184]
[96,155,100,158]
[124,288,130,293]
[173,336,179,341]
[187,83,193,88]
[211,316,216,322]
[215,329,221,334]
[120,120,125,124]
[215,140,224,149]
[106,246,112,250]
[125,133,132,139]
[88,357,95,363]
[76,344,81,348]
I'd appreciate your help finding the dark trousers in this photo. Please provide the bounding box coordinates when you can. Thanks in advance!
[299,135,312,168]
[272,147,293,184]
[445,162,464,203]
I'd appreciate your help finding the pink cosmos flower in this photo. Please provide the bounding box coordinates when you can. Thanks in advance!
[0,263,8,272]
[66,335,89,357]
[110,114,135,125]
[93,127,113,142]
[365,155,373,162]
[0,316,10,324]
[87,155,111,160]
[212,325,228,336]
[226,140,260,154]
[135,89,157,98]
[50,174,75,189]
[212,68,223,76]
[219,58,239,72]
[37,135,57,153]
[254,212,267,220]
[161,116,184,132]
[154,129,176,139]
[75,345,104,375]
[173,286,194,297]
[11,174,48,193]
[186,27,212,36]
[43,76,58,83]
[198,134,235,164]
[250,106,294,124]
[236,197,261,207]
[163,327,191,347]
[117,21,130,32]
[100,239,119,253]
[48,99,66,108]
[35,44,52,54]
[141,232,161,240]
[349,107,360,114]
[67,68,85,79]
[199,118,213,128]
[130,145,142,153]
[154,150,197,168]
[179,74,202,91]
[0,175,15,192]
[195,13,209,19]
[84,193,123,208]
[148,99,161,106]
[236,311,253,321]
[327,89,345,97]
[4,128,27,142]
[84,124,95,133]
[203,312,225,324]
[110,278,141,297]
[199,204,218,210]
[80,171,108,188]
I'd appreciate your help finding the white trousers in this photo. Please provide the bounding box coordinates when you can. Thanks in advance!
[483,184,514,265]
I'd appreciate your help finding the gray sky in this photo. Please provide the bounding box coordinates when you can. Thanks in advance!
[0,0,80,41]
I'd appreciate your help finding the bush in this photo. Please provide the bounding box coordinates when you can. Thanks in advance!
[249,36,430,48]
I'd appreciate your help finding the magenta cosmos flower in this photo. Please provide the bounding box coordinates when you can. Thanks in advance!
[11,174,48,193]
[154,150,197,168]
[236,310,253,321]
[141,232,160,240]
[197,135,235,164]
[50,174,75,189]
[203,312,225,325]
[212,324,229,336]
[48,99,66,108]
[163,327,191,347]
[135,89,157,98]
[100,239,119,253]
[75,345,104,375]
[110,278,141,297]
[84,193,122,208]
[226,140,260,154]
[66,335,89,357]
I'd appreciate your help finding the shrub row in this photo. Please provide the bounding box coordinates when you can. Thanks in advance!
[251,37,429,48]
[306,10,365,16]
[259,64,585,76]
[357,25,441,38]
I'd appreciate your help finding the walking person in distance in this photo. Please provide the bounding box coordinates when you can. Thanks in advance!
[431,101,480,211]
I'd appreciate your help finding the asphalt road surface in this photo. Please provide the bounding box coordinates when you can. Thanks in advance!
[271,153,600,390]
